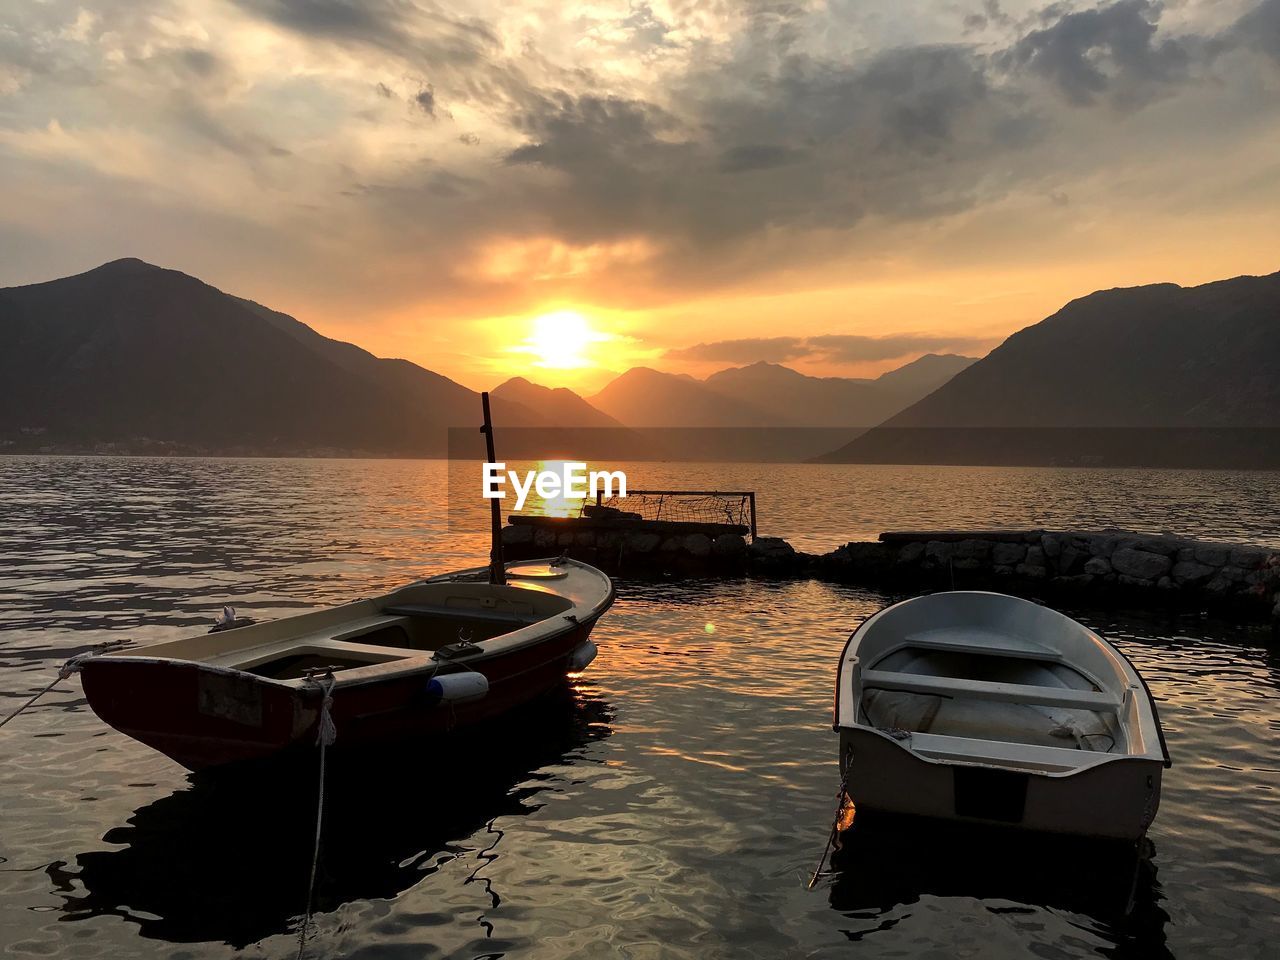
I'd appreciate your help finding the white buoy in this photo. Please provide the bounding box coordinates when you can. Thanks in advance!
[567,640,598,674]
[425,672,489,704]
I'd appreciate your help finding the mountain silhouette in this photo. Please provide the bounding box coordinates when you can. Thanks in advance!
[588,367,777,427]
[586,356,975,429]
[870,353,977,398]
[0,259,538,455]
[492,376,623,428]
[700,356,975,427]
[818,271,1280,467]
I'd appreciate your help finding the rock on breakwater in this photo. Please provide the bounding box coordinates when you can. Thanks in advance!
[820,529,1280,621]
[502,516,1280,623]
[500,514,757,577]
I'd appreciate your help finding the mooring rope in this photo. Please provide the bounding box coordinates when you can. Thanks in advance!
[0,640,131,731]
[806,768,854,890]
[297,671,337,960]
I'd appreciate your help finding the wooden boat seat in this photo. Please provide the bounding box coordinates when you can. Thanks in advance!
[903,731,1106,773]
[861,668,1117,712]
[381,603,540,626]
[206,615,414,669]
[904,627,1062,661]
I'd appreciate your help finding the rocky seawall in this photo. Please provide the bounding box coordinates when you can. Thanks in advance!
[501,515,756,577]
[818,530,1280,617]
[502,517,1280,623]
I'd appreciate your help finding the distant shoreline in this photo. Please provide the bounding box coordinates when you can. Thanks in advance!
[6,448,1280,471]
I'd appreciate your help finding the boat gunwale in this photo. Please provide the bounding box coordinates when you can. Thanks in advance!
[85,557,615,694]
[840,721,1159,778]
[833,591,1171,770]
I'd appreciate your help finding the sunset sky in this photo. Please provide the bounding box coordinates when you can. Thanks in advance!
[2,1,1279,391]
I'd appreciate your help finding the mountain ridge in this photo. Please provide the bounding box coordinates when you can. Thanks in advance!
[0,258,541,456]
[817,270,1280,466]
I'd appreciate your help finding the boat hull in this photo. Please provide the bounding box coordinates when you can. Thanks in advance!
[839,727,1163,841]
[81,618,600,771]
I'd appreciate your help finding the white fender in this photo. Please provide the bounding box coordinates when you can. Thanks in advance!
[425,672,489,704]
[568,640,598,673]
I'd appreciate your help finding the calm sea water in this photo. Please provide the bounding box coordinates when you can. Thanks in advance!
[1,457,1277,959]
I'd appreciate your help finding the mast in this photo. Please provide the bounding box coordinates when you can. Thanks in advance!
[480,391,507,585]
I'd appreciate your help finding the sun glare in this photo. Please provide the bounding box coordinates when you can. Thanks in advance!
[525,310,603,369]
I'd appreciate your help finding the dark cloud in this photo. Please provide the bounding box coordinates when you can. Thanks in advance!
[1233,0,1280,64]
[665,336,808,362]
[667,333,992,365]
[1003,0,1190,106]
[415,85,436,116]
[492,43,1033,260]
[175,48,221,79]
[229,0,502,77]
[232,0,436,49]
[500,95,699,243]
[984,0,1014,29]
[375,81,394,98]
[718,143,807,173]
[505,95,678,168]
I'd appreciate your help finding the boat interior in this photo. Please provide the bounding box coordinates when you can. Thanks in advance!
[117,579,578,681]
[861,640,1128,755]
[846,595,1158,771]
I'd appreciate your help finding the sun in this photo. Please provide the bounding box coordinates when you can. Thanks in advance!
[524,310,603,369]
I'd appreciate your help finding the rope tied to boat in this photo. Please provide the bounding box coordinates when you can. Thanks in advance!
[807,762,855,890]
[297,670,336,960]
[0,639,132,731]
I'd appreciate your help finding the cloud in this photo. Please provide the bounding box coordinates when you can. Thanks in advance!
[806,333,993,363]
[1003,0,1191,106]
[3,0,1280,334]
[415,85,436,116]
[667,333,992,365]
[226,0,515,105]
[492,41,1034,261]
[717,144,807,173]
[1233,0,1280,64]
[666,337,809,362]
[229,0,495,55]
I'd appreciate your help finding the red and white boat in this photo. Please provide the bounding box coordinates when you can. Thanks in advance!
[81,557,614,771]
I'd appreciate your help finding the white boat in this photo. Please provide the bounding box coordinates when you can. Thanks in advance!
[834,591,1171,840]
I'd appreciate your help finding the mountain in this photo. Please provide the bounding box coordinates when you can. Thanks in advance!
[588,367,776,427]
[870,353,976,398]
[702,363,881,426]
[491,377,623,428]
[700,359,977,428]
[818,271,1280,466]
[0,258,539,456]
[590,356,977,430]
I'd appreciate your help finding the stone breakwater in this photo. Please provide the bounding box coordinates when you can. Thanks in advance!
[502,517,1280,623]
[501,515,755,577]
[821,530,1280,615]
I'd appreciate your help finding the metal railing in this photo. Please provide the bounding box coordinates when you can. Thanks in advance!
[587,489,757,540]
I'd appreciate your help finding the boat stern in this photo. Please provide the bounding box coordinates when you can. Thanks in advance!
[838,726,1163,841]
[80,656,318,771]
